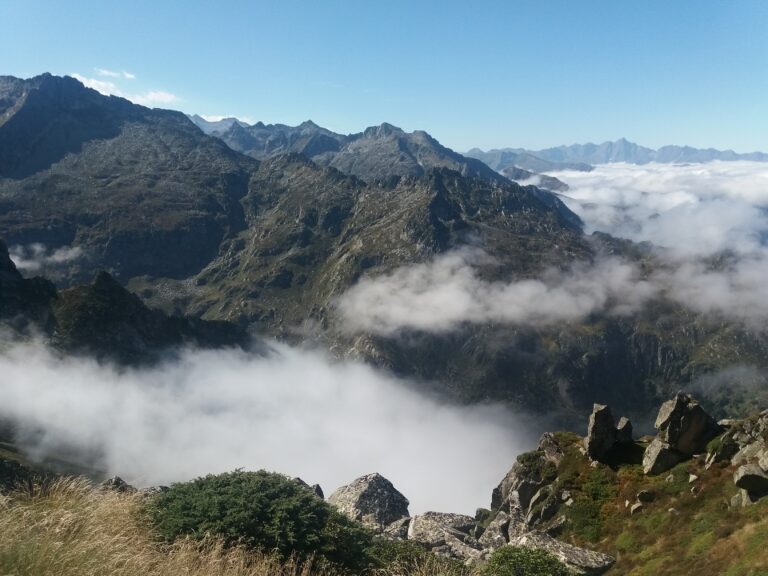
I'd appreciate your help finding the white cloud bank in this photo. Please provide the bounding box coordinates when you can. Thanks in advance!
[96,68,136,80]
[338,161,768,334]
[0,341,531,515]
[9,243,83,273]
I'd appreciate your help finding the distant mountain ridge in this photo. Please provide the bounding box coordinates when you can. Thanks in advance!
[471,138,768,167]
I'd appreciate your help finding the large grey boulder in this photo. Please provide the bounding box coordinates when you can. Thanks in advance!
[655,393,720,455]
[642,437,685,475]
[734,464,768,498]
[510,532,615,575]
[328,473,409,532]
[584,404,617,461]
[643,393,720,475]
[477,511,511,551]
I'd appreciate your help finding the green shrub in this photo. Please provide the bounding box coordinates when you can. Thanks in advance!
[480,546,571,576]
[147,470,373,571]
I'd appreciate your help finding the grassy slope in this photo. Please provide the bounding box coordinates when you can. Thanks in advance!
[547,433,768,575]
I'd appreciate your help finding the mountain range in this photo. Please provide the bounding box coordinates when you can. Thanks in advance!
[1,74,768,422]
[467,138,768,170]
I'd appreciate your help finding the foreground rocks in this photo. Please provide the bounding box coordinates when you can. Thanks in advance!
[643,393,721,475]
[327,473,410,533]
[584,404,633,462]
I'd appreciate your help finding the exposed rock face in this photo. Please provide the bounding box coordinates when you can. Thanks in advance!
[616,417,633,444]
[100,476,135,493]
[510,532,615,575]
[643,393,720,475]
[328,473,409,532]
[477,511,511,552]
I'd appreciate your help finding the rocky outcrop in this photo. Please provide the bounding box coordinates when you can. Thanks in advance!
[328,473,409,532]
[643,393,720,475]
[510,531,615,575]
[584,404,633,462]
[734,464,768,498]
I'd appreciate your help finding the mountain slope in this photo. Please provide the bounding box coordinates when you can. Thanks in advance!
[0,74,258,281]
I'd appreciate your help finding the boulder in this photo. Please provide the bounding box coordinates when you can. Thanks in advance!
[584,404,617,461]
[382,517,411,540]
[655,393,720,455]
[510,532,615,575]
[642,437,684,475]
[734,464,768,498]
[477,511,510,551]
[408,512,481,561]
[328,473,409,532]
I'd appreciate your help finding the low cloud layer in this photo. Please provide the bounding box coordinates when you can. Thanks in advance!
[338,250,657,335]
[9,243,83,273]
[555,161,768,256]
[0,340,531,515]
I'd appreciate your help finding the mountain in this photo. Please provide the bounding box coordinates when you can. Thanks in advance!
[2,73,768,422]
[507,138,768,165]
[188,114,250,135]
[0,238,247,363]
[0,73,258,282]
[465,148,593,173]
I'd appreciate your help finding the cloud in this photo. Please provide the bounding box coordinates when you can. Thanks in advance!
[0,340,533,515]
[71,73,180,108]
[553,161,768,256]
[9,243,83,273]
[95,68,136,80]
[337,250,658,335]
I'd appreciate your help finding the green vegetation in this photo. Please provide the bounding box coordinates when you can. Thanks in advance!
[479,547,571,576]
[148,470,373,572]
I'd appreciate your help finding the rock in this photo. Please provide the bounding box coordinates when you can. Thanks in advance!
[510,531,615,575]
[560,490,572,502]
[668,507,679,515]
[100,476,135,493]
[630,502,643,515]
[584,404,617,461]
[382,517,411,540]
[408,512,481,561]
[643,437,684,475]
[311,484,324,498]
[688,474,699,483]
[655,393,720,455]
[636,490,654,503]
[616,417,633,443]
[730,488,758,508]
[665,474,675,483]
[328,473,409,532]
[537,432,565,467]
[733,464,768,497]
[138,485,169,498]
[546,515,567,536]
[732,438,766,467]
[492,446,558,512]
[477,511,511,551]
[759,448,768,472]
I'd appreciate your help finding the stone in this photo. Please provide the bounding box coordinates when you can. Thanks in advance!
[636,490,655,503]
[643,437,684,475]
[328,473,409,532]
[655,393,720,455]
[689,474,699,483]
[546,515,567,536]
[100,476,136,493]
[630,502,643,515]
[138,485,169,498]
[616,417,633,443]
[477,511,510,551]
[382,517,411,540]
[584,404,617,461]
[668,507,679,515]
[510,531,615,575]
[732,438,766,467]
[733,464,768,497]
[665,474,675,483]
[538,432,565,467]
[408,512,481,561]
[759,448,768,472]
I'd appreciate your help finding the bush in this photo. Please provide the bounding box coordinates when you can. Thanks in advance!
[148,470,373,571]
[480,546,571,576]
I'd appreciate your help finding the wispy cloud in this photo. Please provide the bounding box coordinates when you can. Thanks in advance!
[72,72,181,108]
[95,68,136,80]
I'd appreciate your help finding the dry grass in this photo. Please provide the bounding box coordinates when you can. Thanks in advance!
[0,477,338,576]
[0,477,477,576]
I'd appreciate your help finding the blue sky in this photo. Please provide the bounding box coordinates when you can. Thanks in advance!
[1,0,766,152]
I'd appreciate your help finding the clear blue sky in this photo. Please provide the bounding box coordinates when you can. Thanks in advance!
[1,0,766,152]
